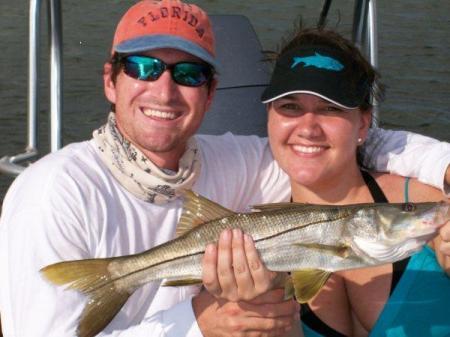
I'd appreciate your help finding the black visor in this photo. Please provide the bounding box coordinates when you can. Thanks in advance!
[261,46,370,109]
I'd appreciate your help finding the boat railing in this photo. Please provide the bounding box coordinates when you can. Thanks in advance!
[0,0,378,178]
[353,0,379,123]
[0,0,62,177]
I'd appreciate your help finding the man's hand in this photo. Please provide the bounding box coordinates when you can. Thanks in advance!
[436,219,450,276]
[193,287,301,337]
[202,229,280,302]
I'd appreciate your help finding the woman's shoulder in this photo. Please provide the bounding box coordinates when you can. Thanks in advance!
[370,172,443,202]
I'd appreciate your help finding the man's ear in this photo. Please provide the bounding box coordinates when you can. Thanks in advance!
[103,62,116,104]
[204,78,218,112]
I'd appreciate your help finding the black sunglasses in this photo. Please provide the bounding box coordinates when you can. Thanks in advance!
[121,55,214,87]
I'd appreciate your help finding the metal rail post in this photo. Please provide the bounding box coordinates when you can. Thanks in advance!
[352,0,379,126]
[49,0,63,151]
[367,0,379,125]
[0,0,63,176]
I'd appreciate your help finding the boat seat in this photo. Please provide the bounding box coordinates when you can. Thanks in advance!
[198,15,270,137]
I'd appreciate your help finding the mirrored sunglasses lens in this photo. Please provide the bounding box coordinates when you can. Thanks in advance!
[124,56,164,81]
[173,63,211,87]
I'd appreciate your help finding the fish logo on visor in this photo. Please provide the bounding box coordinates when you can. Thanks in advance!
[291,52,344,71]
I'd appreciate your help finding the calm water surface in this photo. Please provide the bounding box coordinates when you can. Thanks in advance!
[1,0,449,200]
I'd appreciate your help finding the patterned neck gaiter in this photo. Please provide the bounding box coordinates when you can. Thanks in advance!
[92,112,201,204]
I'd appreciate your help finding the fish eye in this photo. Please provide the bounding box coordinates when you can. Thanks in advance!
[402,203,416,212]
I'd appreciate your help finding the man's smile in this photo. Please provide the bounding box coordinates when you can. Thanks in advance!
[141,107,181,121]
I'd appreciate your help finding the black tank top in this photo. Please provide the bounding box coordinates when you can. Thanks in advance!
[300,170,410,337]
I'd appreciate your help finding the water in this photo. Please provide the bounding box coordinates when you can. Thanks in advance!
[1,0,449,201]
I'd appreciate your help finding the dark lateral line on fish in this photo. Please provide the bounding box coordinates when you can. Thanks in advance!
[85,212,353,293]
[251,213,352,245]
[146,215,349,268]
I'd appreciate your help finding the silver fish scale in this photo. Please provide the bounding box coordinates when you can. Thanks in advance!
[40,198,449,337]
[225,207,354,240]
[254,215,365,272]
[113,206,356,284]
[111,202,449,287]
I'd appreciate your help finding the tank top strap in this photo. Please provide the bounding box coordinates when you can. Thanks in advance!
[360,170,388,203]
[404,177,410,203]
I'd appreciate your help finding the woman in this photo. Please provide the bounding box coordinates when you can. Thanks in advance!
[261,28,450,337]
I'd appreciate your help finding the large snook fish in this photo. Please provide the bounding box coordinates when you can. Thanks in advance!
[41,191,449,337]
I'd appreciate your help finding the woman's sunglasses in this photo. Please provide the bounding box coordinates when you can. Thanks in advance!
[121,55,214,87]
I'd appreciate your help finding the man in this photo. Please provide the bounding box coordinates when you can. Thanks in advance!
[0,1,449,336]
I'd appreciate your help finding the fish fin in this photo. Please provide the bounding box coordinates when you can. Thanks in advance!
[40,258,115,293]
[294,243,351,258]
[291,269,331,303]
[270,273,295,300]
[162,278,203,286]
[77,286,132,337]
[177,190,235,237]
[283,276,296,300]
[41,258,134,337]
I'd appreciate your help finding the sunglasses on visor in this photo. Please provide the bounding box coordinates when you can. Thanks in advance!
[121,55,214,87]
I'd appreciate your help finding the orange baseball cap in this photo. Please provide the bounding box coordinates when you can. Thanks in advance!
[112,0,217,69]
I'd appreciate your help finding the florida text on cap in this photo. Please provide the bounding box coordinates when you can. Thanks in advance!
[261,45,370,109]
[112,0,218,69]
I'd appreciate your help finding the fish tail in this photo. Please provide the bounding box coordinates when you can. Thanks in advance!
[76,284,131,337]
[41,259,132,337]
[41,258,114,291]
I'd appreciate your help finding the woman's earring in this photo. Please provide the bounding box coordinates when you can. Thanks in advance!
[357,138,363,144]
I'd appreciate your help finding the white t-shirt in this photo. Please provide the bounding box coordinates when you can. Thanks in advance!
[0,133,290,337]
[0,131,449,336]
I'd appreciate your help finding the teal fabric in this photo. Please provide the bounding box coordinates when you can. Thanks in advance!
[404,177,410,203]
[302,247,450,337]
[370,246,450,337]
